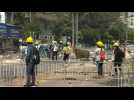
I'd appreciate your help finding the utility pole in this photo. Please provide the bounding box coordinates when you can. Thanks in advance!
[72,13,75,48]
[75,12,79,48]
[72,12,79,48]
[29,12,32,23]
[10,12,14,24]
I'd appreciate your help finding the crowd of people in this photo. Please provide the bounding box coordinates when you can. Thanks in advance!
[20,38,73,61]
[20,36,128,86]
[20,36,73,87]
[42,40,72,61]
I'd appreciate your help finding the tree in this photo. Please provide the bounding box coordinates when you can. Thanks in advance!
[128,29,134,41]
[108,21,127,41]
[79,27,100,46]
[78,12,120,45]
[5,12,121,46]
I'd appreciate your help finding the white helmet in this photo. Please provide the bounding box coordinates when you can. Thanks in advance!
[67,42,71,46]
[19,39,22,42]
[52,41,57,44]
[60,41,63,43]
[52,40,55,44]
[113,42,119,47]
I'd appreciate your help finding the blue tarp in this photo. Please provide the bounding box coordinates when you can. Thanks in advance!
[2,32,24,38]
[0,23,24,38]
[0,23,22,29]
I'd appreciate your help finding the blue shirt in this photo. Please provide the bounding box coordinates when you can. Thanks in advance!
[25,44,34,64]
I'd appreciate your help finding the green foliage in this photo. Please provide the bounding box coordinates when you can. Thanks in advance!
[128,30,134,41]
[109,21,127,41]
[78,27,99,46]
[78,12,120,45]
[6,12,128,46]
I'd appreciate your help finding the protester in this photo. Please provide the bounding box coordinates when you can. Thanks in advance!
[112,42,124,76]
[24,36,40,87]
[95,41,106,78]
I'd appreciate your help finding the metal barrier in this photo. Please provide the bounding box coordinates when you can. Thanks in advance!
[0,59,133,87]
[0,62,26,86]
[35,60,134,87]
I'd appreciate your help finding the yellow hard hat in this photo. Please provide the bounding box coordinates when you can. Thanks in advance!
[96,41,104,47]
[113,42,119,47]
[26,36,33,43]
[60,40,63,43]
[67,42,71,45]
[52,40,57,44]
[117,40,119,43]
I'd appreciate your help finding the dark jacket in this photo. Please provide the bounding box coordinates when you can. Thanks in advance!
[25,44,35,65]
[114,47,124,62]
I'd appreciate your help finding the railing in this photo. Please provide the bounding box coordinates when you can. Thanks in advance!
[0,59,133,87]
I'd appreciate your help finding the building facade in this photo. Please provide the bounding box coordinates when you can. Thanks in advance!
[120,12,134,29]
[0,12,5,23]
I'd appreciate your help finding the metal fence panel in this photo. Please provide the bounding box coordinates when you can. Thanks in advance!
[0,60,133,87]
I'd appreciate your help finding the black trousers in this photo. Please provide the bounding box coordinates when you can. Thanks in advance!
[26,63,36,85]
[63,53,69,61]
[52,51,58,60]
[96,61,103,76]
[114,62,122,75]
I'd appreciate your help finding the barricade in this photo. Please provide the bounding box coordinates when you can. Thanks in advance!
[0,59,133,87]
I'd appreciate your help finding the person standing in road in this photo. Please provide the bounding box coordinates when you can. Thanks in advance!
[24,36,40,87]
[52,41,58,60]
[63,42,72,63]
[95,41,106,78]
[35,41,40,50]
[58,40,64,58]
[112,42,124,76]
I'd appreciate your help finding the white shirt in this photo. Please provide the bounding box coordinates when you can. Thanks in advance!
[95,47,105,61]
[53,45,58,51]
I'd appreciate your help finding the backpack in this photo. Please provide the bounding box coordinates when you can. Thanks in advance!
[33,46,40,65]
[120,49,125,58]
[114,48,124,60]
[99,48,106,61]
